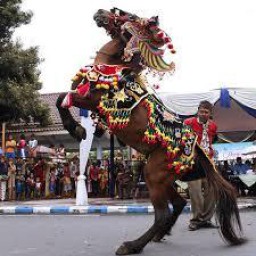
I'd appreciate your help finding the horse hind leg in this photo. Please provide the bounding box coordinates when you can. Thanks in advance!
[56,93,86,141]
[152,184,187,242]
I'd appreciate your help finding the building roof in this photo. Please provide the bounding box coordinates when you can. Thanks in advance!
[5,92,81,134]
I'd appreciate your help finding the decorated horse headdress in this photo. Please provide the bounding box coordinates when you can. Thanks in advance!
[94,8,176,73]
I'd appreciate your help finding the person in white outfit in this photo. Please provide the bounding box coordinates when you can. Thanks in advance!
[28,133,38,158]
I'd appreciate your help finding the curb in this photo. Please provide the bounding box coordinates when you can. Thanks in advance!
[0,203,255,215]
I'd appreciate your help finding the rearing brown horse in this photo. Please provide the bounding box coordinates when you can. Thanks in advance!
[56,8,245,255]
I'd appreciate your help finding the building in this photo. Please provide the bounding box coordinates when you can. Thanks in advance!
[1,93,125,159]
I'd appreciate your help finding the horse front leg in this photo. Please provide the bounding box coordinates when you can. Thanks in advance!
[152,185,187,242]
[116,198,171,255]
[56,93,86,141]
[116,165,171,255]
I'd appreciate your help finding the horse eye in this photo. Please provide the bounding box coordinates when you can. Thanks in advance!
[103,17,109,24]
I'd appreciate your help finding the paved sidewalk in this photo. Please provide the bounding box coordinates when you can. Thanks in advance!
[0,197,256,215]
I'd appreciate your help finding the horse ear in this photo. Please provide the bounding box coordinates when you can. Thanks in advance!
[149,16,159,26]
[111,7,127,16]
[110,8,117,14]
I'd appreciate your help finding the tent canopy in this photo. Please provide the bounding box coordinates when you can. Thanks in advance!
[159,88,256,142]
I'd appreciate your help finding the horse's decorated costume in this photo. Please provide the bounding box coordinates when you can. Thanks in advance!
[57,8,245,255]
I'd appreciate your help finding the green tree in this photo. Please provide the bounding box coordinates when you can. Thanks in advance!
[0,0,50,125]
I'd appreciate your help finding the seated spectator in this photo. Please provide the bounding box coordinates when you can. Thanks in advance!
[28,134,38,158]
[17,134,27,159]
[221,160,233,181]
[232,157,250,175]
[5,134,16,159]
[232,157,250,196]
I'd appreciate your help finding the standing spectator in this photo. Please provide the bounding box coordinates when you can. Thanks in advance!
[63,163,72,198]
[49,166,57,198]
[28,134,38,158]
[34,177,42,199]
[34,158,48,198]
[0,146,3,156]
[56,164,64,197]
[49,144,57,163]
[0,156,8,201]
[5,134,16,159]
[115,163,125,199]
[26,173,35,199]
[184,100,218,231]
[16,157,25,175]
[89,162,99,197]
[117,165,133,199]
[57,144,66,163]
[98,166,108,196]
[69,157,79,196]
[7,158,16,200]
[17,134,27,159]
[16,170,25,200]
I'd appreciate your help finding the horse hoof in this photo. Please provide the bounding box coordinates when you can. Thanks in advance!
[152,236,165,243]
[116,242,143,255]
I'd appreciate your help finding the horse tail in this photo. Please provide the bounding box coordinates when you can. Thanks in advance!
[196,145,246,245]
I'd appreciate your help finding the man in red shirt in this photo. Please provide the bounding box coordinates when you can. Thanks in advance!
[184,100,218,231]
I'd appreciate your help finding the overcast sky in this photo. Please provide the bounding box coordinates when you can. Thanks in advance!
[15,0,256,94]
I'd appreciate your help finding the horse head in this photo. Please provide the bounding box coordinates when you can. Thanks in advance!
[93,8,176,73]
[93,8,139,39]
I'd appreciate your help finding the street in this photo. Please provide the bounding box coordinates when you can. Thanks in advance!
[0,211,255,256]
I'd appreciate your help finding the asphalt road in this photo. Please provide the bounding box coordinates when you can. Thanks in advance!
[0,211,255,256]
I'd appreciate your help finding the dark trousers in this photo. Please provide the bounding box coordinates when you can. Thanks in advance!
[91,180,99,196]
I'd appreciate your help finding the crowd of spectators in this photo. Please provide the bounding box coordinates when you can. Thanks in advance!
[0,133,81,201]
[217,157,256,196]
[0,155,81,201]
[0,133,147,201]
[85,158,146,199]
[2,133,256,202]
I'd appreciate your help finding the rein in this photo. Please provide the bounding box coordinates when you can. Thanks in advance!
[96,50,113,57]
